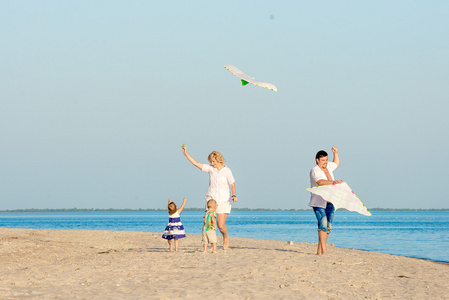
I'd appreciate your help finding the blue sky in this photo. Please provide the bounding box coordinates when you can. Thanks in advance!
[1,1,448,210]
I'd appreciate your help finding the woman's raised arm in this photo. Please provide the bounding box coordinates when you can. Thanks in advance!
[182,145,203,170]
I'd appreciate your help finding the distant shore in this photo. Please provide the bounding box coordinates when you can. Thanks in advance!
[1,227,448,299]
[1,208,448,213]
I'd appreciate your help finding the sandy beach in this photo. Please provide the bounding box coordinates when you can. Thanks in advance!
[0,228,447,299]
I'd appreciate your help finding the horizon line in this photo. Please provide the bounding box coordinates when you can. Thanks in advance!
[1,208,448,213]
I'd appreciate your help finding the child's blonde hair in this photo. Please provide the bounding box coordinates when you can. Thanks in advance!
[207,199,217,209]
[208,151,225,164]
[168,202,177,215]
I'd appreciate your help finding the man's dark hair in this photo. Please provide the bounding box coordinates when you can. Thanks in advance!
[315,150,328,162]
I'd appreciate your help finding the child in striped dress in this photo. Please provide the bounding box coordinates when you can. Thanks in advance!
[162,198,187,252]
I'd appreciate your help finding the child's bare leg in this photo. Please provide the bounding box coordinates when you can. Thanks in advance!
[212,243,217,253]
[203,243,208,253]
[168,240,173,252]
[174,239,179,251]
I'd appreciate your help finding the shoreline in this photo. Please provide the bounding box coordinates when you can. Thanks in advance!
[1,226,448,265]
[1,227,448,299]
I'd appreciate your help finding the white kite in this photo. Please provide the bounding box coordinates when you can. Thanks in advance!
[307,182,371,216]
[224,65,277,92]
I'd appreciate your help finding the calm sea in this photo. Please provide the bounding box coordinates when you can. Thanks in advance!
[1,211,447,264]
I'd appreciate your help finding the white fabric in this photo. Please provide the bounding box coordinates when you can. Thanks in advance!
[169,211,180,218]
[309,161,338,208]
[206,195,232,214]
[307,182,371,216]
[224,65,278,92]
[202,164,235,212]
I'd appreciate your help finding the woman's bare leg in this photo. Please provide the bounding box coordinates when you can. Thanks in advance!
[217,213,229,249]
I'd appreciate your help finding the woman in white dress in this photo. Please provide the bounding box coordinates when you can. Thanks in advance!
[182,145,237,249]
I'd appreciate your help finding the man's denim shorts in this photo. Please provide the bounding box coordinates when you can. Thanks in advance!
[313,203,335,232]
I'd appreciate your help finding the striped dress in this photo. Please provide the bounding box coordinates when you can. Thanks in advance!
[162,211,186,240]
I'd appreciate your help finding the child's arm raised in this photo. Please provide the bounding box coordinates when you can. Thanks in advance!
[168,198,172,204]
[177,198,187,214]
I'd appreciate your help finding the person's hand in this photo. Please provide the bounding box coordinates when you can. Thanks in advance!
[168,198,172,203]
[181,144,187,155]
[331,145,338,154]
[231,196,238,202]
[332,180,343,185]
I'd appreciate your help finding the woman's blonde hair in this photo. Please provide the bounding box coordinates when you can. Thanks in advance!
[168,202,177,215]
[208,151,225,164]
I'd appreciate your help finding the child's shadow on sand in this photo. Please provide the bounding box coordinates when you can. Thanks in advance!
[102,247,199,253]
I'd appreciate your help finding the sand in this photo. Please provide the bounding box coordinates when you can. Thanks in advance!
[0,228,448,299]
